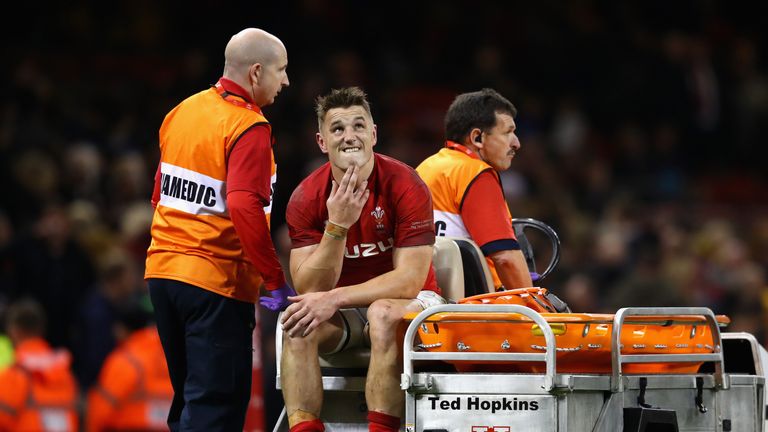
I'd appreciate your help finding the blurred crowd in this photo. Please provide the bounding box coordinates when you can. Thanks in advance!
[1,0,768,429]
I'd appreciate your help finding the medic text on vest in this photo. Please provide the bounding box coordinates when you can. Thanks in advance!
[161,173,217,207]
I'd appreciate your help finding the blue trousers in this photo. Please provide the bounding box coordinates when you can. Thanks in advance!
[148,278,256,432]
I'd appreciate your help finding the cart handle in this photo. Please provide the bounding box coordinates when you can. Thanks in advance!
[401,304,557,392]
[611,307,726,392]
[512,218,561,281]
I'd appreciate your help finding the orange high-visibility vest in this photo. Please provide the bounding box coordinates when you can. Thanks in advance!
[0,339,79,432]
[86,327,173,432]
[416,146,512,288]
[145,84,276,302]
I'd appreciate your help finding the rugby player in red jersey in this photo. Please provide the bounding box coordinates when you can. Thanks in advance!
[278,87,445,432]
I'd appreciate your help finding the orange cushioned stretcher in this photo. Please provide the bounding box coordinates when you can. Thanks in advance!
[404,288,730,374]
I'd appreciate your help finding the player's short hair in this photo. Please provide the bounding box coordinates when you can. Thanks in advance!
[315,87,373,129]
[444,88,517,143]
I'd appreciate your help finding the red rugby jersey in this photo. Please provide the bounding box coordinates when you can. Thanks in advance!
[287,153,439,293]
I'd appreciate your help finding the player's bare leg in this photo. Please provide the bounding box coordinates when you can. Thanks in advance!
[365,298,423,416]
[282,315,345,427]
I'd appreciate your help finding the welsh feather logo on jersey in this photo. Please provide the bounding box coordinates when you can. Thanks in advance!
[371,206,386,230]
[371,206,385,221]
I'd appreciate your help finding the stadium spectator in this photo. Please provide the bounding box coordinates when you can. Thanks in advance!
[86,300,172,432]
[0,299,79,432]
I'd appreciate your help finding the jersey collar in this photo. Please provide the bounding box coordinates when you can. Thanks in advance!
[445,140,480,159]
[214,78,263,113]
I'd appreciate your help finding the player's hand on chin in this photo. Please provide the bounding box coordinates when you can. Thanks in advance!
[327,165,369,228]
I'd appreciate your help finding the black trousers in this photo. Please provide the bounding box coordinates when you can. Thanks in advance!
[148,278,256,432]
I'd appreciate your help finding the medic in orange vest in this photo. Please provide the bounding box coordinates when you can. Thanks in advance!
[416,88,533,290]
[86,301,173,432]
[0,299,79,432]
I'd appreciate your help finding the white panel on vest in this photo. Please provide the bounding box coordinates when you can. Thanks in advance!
[264,170,276,216]
[158,162,228,216]
[434,210,470,238]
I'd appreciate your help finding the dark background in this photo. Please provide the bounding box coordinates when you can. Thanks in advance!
[2,1,767,430]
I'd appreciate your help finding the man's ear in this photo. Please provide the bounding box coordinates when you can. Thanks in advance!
[316,132,328,154]
[250,63,262,83]
[372,124,377,148]
[469,128,484,148]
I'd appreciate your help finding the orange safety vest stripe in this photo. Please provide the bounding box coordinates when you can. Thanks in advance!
[145,86,276,302]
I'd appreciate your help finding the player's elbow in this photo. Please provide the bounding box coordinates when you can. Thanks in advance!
[400,267,429,299]
[403,284,423,300]
[394,246,433,298]
[292,269,338,294]
[293,279,325,294]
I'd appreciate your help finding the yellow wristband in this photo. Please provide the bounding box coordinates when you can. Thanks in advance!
[325,220,349,240]
[324,230,344,240]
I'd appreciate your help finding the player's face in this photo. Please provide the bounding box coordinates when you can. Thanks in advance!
[317,105,377,172]
[479,112,519,171]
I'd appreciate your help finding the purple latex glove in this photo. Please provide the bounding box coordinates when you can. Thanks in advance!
[530,272,541,282]
[259,283,297,311]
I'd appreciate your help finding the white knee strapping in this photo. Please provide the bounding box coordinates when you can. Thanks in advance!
[320,308,368,355]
